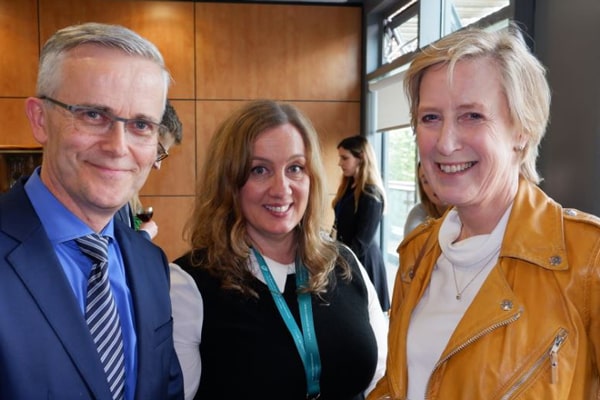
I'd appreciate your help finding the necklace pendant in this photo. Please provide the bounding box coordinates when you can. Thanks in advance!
[456,294,461,300]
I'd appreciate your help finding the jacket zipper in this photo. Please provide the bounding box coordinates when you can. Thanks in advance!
[424,307,523,399]
[500,328,568,399]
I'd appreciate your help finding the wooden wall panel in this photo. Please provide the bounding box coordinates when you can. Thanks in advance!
[195,100,248,176]
[292,101,361,194]
[141,195,194,260]
[0,99,40,148]
[292,101,361,230]
[196,3,361,101]
[141,99,196,196]
[37,0,195,99]
[0,0,38,97]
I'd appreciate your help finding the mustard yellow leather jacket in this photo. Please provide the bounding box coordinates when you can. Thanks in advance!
[369,179,600,400]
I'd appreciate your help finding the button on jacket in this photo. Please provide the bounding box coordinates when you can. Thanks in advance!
[369,178,600,399]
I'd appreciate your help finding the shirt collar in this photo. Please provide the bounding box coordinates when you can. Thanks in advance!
[24,167,116,244]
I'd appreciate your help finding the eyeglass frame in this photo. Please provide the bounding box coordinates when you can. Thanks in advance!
[156,141,169,162]
[39,96,166,142]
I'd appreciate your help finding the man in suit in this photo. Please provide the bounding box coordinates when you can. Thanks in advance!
[0,22,184,399]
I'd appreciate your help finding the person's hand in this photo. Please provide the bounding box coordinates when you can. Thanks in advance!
[139,220,158,239]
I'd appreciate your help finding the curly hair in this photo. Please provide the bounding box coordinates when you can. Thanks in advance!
[184,100,349,298]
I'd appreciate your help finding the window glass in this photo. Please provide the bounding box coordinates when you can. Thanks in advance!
[449,0,510,30]
[383,14,418,63]
[381,126,416,290]
[376,1,513,293]
[383,0,511,64]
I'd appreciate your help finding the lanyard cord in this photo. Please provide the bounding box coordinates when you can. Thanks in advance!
[252,248,321,397]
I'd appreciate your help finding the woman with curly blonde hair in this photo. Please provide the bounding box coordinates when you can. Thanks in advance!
[170,100,387,400]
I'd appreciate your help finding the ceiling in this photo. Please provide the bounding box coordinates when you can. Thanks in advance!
[231,0,364,4]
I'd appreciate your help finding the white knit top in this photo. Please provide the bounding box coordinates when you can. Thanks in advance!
[406,205,511,400]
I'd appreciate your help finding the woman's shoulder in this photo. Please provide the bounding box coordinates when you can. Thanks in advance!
[336,241,357,264]
[562,207,600,229]
[364,184,381,195]
[404,203,430,236]
[172,249,208,272]
[400,213,438,254]
[559,208,600,254]
[362,184,384,203]
[335,242,365,280]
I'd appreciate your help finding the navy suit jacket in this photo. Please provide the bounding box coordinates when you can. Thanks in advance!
[0,180,184,399]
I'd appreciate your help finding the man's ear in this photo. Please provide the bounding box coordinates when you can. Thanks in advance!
[25,97,49,145]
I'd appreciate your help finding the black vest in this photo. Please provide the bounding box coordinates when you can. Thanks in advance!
[174,245,378,400]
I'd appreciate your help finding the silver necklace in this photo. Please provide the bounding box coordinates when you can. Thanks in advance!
[450,262,489,301]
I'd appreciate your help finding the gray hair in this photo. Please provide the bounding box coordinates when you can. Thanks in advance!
[37,22,171,97]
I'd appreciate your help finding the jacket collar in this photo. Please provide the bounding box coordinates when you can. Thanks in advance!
[501,177,568,271]
[1,180,113,399]
[387,178,565,397]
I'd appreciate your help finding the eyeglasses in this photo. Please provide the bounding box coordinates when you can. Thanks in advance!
[156,141,169,162]
[40,96,165,145]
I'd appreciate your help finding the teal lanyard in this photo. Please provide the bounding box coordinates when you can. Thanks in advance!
[252,248,321,397]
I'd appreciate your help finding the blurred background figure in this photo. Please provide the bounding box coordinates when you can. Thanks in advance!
[332,135,390,312]
[403,161,449,237]
[170,100,387,400]
[369,25,600,400]
[116,100,183,240]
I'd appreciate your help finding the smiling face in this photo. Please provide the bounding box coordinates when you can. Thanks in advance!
[26,44,166,229]
[240,123,310,251]
[415,57,522,217]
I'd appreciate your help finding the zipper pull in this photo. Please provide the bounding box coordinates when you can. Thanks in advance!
[550,351,558,384]
[549,331,567,384]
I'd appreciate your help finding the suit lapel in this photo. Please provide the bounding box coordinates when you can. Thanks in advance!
[1,183,113,399]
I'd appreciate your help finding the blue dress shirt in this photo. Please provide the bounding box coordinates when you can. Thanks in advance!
[24,168,138,399]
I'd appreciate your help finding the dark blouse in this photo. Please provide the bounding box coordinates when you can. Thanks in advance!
[333,183,390,311]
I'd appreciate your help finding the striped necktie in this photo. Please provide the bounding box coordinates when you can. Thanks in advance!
[76,234,125,400]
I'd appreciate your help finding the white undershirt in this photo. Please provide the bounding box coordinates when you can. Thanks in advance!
[406,205,511,400]
[169,252,389,400]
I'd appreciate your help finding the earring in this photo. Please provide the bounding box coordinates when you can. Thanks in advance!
[514,144,524,152]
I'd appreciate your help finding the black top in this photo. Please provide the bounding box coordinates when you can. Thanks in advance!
[174,245,378,400]
[333,183,390,311]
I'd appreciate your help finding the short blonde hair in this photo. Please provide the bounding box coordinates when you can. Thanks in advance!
[405,24,551,184]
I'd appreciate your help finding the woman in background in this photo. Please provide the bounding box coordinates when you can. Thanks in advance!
[332,135,390,312]
[170,100,387,400]
[403,161,449,237]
